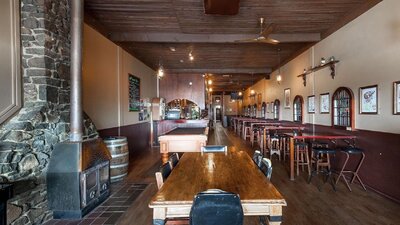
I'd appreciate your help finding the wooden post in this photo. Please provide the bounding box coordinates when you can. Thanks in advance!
[290,137,295,180]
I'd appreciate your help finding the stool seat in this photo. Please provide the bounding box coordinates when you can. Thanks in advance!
[341,146,363,154]
[313,147,336,154]
[295,142,307,147]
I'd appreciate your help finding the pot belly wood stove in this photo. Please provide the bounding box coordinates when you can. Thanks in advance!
[47,138,111,219]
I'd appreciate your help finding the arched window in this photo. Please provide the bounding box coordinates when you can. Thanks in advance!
[293,95,303,123]
[261,102,266,118]
[273,99,280,120]
[253,104,257,118]
[332,87,354,128]
[246,105,251,117]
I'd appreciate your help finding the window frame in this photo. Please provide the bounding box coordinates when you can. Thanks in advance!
[293,95,303,123]
[273,99,280,120]
[331,87,355,129]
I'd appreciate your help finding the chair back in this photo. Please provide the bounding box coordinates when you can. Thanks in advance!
[252,150,263,167]
[168,153,180,168]
[201,145,227,153]
[260,158,273,180]
[189,189,243,225]
[155,161,172,189]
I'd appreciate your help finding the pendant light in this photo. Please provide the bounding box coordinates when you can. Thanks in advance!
[277,49,282,84]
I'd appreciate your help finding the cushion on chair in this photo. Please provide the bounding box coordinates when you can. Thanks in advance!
[201,145,227,153]
[189,189,243,225]
[259,158,272,180]
[312,147,336,154]
[341,146,364,154]
[252,150,263,167]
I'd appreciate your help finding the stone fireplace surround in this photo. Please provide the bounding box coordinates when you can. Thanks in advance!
[0,1,98,224]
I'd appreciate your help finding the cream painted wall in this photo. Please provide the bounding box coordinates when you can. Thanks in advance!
[245,0,400,134]
[83,25,157,130]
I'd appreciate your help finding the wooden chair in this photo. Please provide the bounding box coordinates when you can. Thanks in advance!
[155,161,172,189]
[252,150,263,167]
[295,142,311,176]
[201,145,227,153]
[189,189,243,225]
[169,153,180,168]
[259,158,273,180]
[269,136,281,161]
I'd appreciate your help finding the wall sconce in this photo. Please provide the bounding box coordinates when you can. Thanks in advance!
[250,89,255,95]
[276,74,282,84]
[189,52,194,61]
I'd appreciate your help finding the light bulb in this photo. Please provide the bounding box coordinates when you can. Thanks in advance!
[208,80,212,85]
[209,88,213,92]
[238,91,242,96]
[277,75,282,83]
[158,68,164,77]
[250,89,255,95]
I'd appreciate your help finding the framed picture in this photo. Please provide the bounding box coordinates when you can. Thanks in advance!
[308,95,315,113]
[284,88,291,108]
[359,85,378,114]
[394,81,400,115]
[320,93,330,114]
[128,74,140,111]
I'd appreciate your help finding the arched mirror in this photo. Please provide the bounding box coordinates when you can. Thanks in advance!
[166,99,200,119]
[293,95,303,123]
[273,99,280,120]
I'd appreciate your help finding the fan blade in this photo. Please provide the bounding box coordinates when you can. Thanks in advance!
[261,23,276,38]
[258,37,279,45]
[235,38,258,43]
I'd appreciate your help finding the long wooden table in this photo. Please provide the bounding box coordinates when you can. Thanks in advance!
[149,150,287,225]
[287,133,356,180]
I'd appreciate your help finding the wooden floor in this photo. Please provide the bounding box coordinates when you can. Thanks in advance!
[117,123,400,225]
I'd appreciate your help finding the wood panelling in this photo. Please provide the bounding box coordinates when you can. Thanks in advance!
[98,122,151,155]
[159,73,205,108]
[84,0,382,92]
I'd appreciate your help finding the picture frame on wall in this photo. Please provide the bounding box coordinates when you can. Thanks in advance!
[393,81,400,115]
[320,93,330,114]
[284,88,291,108]
[308,95,315,113]
[359,85,378,114]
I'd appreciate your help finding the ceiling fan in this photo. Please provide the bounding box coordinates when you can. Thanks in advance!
[236,18,279,44]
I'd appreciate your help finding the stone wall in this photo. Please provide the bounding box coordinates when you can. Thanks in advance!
[0,0,98,224]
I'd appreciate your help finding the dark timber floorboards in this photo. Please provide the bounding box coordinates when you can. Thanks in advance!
[118,123,400,225]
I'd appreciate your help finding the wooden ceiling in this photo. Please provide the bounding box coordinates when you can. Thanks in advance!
[84,0,381,91]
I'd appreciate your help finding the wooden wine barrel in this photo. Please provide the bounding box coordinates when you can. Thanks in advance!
[104,136,129,183]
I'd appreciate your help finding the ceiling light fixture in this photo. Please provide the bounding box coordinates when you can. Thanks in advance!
[209,87,213,92]
[169,47,176,52]
[208,80,212,85]
[157,65,164,78]
[189,52,194,61]
[277,48,282,84]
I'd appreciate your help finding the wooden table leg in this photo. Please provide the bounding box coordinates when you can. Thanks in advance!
[153,208,166,225]
[268,205,283,225]
[290,137,295,181]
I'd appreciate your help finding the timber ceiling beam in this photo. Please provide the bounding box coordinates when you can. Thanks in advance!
[165,68,272,74]
[110,33,321,43]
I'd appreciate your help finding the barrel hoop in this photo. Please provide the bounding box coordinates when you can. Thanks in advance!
[110,163,129,169]
[111,173,128,179]
[106,142,128,148]
[111,152,129,158]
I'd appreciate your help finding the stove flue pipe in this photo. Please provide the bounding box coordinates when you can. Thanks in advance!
[70,0,84,142]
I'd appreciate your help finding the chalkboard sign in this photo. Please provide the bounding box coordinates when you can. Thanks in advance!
[128,74,140,111]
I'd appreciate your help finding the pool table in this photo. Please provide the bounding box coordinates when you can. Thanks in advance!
[158,127,209,155]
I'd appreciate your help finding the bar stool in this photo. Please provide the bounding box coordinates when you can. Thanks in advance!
[336,146,367,191]
[269,135,281,161]
[243,124,251,140]
[308,146,336,191]
[311,142,330,171]
[278,134,289,161]
[295,142,311,176]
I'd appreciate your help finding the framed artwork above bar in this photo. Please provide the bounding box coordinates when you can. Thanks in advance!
[320,93,330,114]
[308,95,315,113]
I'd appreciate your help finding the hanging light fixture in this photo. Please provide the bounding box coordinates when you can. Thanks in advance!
[250,73,256,96]
[189,51,194,61]
[157,65,164,78]
[277,49,282,84]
